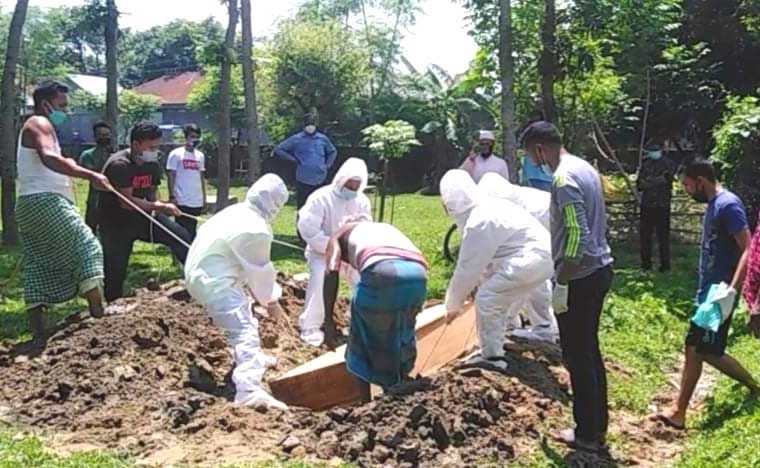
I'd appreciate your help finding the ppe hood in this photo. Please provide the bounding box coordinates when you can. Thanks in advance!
[246,174,289,221]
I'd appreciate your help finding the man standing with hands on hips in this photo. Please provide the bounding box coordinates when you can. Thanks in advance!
[522,121,614,453]
[273,112,338,210]
[167,123,206,239]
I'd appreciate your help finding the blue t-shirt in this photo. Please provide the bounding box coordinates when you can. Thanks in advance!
[697,190,748,301]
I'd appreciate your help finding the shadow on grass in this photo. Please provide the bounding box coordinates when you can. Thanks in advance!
[539,438,621,468]
[695,384,760,433]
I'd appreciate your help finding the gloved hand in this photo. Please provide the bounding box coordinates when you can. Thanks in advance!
[552,284,569,315]
[710,282,737,321]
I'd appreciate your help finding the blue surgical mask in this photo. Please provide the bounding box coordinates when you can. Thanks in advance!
[649,151,663,161]
[541,164,554,177]
[49,110,68,127]
[337,187,358,200]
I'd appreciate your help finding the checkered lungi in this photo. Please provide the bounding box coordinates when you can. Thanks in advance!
[346,258,428,388]
[16,193,104,306]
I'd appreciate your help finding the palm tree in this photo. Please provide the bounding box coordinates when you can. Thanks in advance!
[499,0,518,182]
[105,0,119,147]
[217,0,239,211]
[0,0,30,245]
[240,0,261,184]
[406,66,496,188]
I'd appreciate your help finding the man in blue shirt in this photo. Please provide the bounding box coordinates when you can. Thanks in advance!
[273,113,338,209]
[656,159,759,430]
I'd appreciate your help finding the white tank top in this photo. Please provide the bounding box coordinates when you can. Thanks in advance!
[17,127,75,203]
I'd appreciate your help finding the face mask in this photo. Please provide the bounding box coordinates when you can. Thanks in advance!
[479,144,493,157]
[690,189,709,204]
[649,151,663,161]
[191,139,201,149]
[141,150,159,163]
[305,125,317,135]
[541,164,554,177]
[96,137,111,147]
[337,187,358,200]
[49,110,68,127]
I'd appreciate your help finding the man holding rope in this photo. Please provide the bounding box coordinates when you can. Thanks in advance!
[16,81,112,342]
[99,121,191,302]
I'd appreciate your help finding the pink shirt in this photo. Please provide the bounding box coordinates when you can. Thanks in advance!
[743,216,760,315]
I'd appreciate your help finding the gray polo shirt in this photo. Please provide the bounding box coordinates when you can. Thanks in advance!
[550,153,614,281]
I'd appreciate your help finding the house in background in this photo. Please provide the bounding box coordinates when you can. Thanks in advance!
[133,71,210,130]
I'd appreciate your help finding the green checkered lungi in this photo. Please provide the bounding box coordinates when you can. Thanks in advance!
[16,193,104,306]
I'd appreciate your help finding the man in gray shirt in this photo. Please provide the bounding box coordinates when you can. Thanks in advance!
[521,121,614,453]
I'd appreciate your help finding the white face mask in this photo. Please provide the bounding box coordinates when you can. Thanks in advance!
[649,151,663,161]
[305,125,317,135]
[141,150,159,163]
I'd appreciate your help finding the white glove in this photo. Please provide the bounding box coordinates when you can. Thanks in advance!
[552,284,569,315]
[711,282,737,321]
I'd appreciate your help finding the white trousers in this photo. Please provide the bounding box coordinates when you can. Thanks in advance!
[525,280,557,329]
[299,253,326,331]
[201,284,270,401]
[475,251,553,358]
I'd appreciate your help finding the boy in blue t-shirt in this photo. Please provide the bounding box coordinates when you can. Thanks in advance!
[656,159,759,430]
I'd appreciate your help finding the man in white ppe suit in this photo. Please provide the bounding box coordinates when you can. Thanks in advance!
[441,170,553,371]
[297,158,372,347]
[185,174,289,410]
[478,173,558,343]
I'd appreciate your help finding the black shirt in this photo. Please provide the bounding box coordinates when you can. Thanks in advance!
[99,149,163,228]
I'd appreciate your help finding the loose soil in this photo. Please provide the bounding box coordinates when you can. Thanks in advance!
[0,279,695,467]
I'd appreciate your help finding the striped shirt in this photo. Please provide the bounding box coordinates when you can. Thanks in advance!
[550,153,613,281]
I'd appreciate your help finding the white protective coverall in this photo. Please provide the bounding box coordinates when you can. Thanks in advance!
[441,170,553,366]
[297,158,372,346]
[185,174,288,409]
[478,173,558,341]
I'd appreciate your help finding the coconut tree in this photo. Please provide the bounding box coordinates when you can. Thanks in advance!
[240,0,261,183]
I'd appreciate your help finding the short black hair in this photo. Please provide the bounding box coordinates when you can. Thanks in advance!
[183,123,201,137]
[683,158,717,183]
[303,112,319,126]
[92,121,112,134]
[519,121,563,149]
[33,80,69,109]
[130,121,162,143]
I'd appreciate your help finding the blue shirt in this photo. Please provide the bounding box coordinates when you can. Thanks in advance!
[273,131,338,186]
[698,190,748,301]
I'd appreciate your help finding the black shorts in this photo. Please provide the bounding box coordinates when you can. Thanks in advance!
[685,313,733,357]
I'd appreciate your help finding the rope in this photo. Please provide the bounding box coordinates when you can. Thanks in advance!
[107,186,192,250]
[418,320,449,374]
[179,212,305,253]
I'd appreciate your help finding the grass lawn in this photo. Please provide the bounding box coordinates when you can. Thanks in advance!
[0,179,759,467]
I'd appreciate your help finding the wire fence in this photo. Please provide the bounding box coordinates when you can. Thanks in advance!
[607,195,702,245]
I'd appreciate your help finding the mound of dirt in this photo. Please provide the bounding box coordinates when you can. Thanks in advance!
[0,277,346,456]
[283,344,570,467]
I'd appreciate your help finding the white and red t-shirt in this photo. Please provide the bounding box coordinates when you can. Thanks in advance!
[166,146,205,208]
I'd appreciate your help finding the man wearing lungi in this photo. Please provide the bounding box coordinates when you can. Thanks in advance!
[16,81,112,342]
[325,221,429,400]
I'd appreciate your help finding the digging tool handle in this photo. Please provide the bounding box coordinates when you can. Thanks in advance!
[323,270,340,350]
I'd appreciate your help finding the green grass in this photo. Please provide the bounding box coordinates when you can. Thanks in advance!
[2,181,760,467]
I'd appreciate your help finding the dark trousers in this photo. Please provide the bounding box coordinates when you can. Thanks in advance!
[296,181,322,241]
[556,265,614,441]
[640,205,671,270]
[101,214,192,302]
[84,189,99,234]
[296,181,321,209]
[175,205,203,240]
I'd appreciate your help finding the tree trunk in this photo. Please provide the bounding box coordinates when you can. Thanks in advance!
[105,0,119,146]
[217,0,239,211]
[240,0,261,184]
[0,0,29,246]
[539,0,558,123]
[499,0,518,183]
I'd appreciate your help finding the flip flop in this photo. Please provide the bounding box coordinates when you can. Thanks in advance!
[654,413,685,431]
